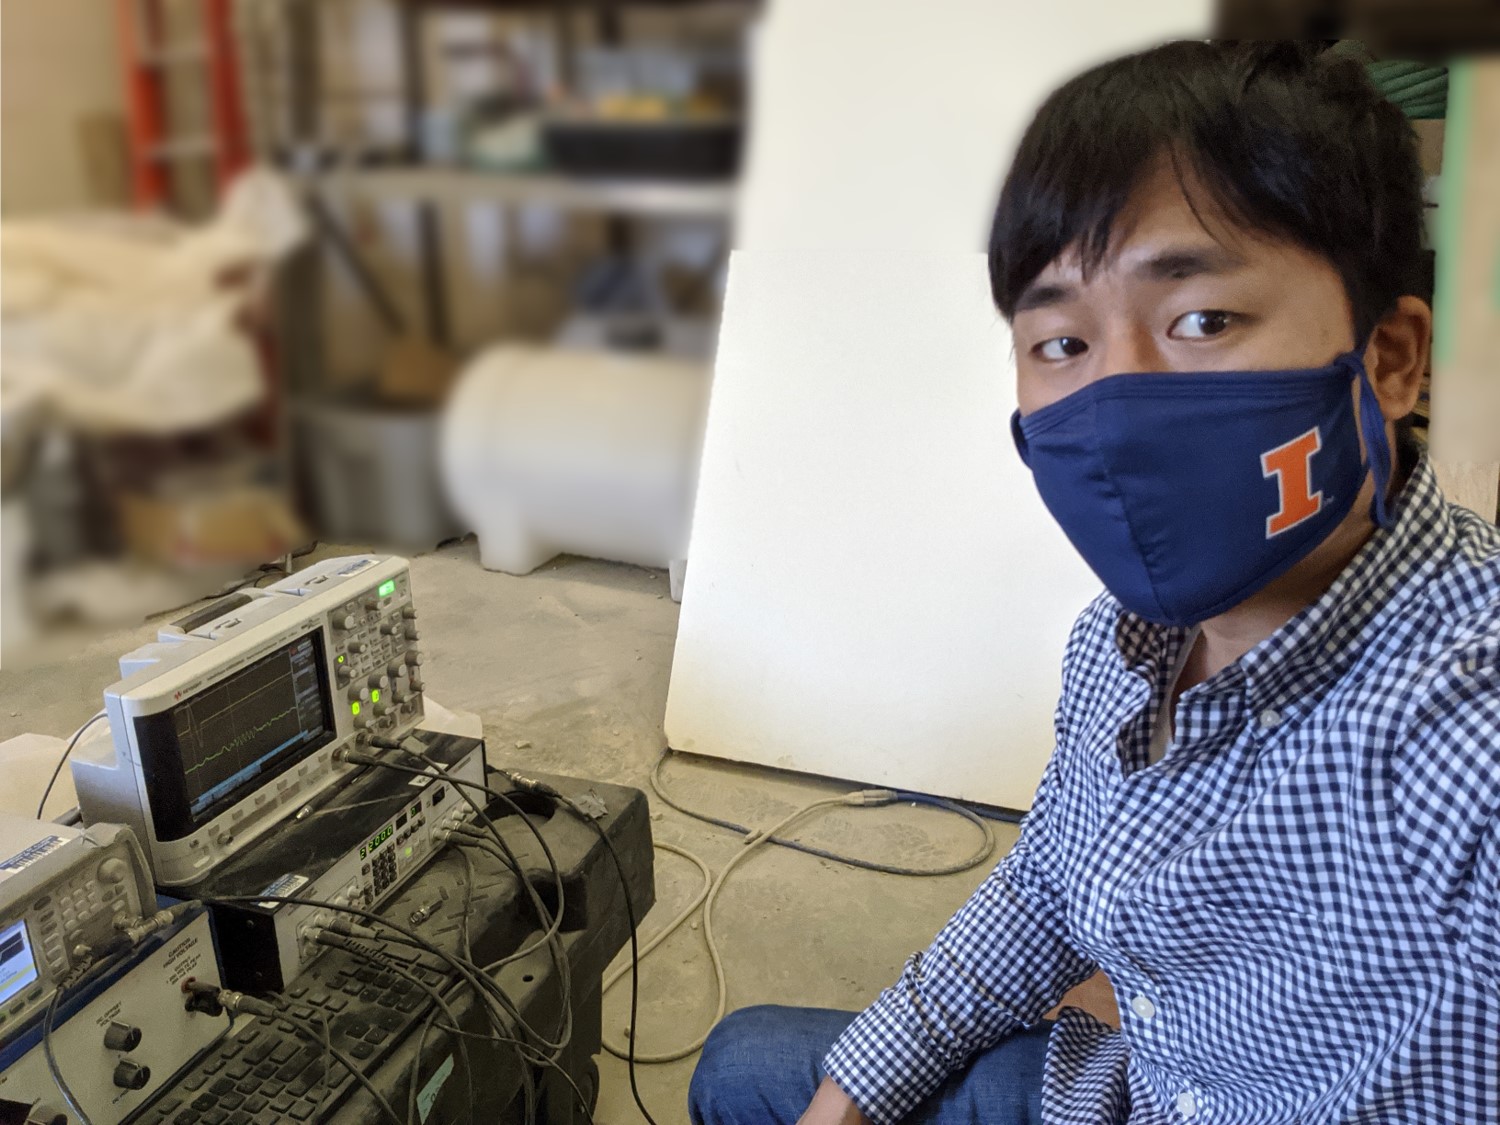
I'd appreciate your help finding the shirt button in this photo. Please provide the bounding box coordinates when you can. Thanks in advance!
[1258,708,1282,728]
[1177,1091,1198,1118]
[1130,994,1157,1020]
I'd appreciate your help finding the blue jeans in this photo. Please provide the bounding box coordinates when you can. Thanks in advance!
[688,1006,1052,1124]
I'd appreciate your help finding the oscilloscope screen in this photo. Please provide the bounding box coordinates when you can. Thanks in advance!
[135,630,336,841]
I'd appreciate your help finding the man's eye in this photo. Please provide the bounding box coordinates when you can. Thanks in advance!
[1169,310,1234,339]
[1034,336,1089,362]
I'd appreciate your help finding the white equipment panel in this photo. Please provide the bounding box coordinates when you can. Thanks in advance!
[665,252,1102,810]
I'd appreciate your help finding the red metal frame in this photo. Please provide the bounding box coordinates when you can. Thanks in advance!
[118,0,169,208]
[117,0,249,210]
[203,0,249,189]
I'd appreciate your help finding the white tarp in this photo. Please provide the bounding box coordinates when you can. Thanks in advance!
[0,169,306,435]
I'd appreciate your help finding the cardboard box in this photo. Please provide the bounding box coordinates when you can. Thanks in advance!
[378,336,459,406]
[120,484,305,569]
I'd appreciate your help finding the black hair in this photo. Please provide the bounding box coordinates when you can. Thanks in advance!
[987,41,1426,344]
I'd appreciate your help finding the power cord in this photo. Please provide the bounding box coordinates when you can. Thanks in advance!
[510,754,1003,1067]
[36,711,108,820]
[650,749,1002,875]
[43,961,105,1125]
[609,791,893,1063]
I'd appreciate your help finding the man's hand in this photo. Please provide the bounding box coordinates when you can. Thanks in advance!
[796,1077,873,1125]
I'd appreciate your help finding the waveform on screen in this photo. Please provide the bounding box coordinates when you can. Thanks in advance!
[183,704,298,775]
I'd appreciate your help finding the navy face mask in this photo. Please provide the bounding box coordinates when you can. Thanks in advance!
[1011,349,1394,627]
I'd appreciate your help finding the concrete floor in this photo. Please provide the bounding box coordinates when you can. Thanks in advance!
[0,541,1019,1124]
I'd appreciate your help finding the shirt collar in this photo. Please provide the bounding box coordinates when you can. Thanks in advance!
[1112,455,1457,713]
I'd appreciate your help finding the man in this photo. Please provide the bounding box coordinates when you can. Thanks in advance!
[688,40,1500,1125]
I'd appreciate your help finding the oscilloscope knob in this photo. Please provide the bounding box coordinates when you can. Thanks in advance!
[401,606,417,619]
[333,613,356,630]
[404,625,420,641]
[113,1060,151,1090]
[104,1022,142,1051]
[97,858,129,885]
[372,701,390,717]
[347,642,365,654]
[353,714,370,730]
[349,686,370,703]
[368,674,390,691]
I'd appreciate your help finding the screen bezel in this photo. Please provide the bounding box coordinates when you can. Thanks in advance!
[135,629,337,842]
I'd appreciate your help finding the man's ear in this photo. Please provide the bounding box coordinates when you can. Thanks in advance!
[1363,295,1432,422]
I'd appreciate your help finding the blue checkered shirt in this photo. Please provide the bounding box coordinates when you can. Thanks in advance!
[824,457,1500,1123]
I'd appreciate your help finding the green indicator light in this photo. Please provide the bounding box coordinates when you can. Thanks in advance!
[351,701,361,716]
[371,689,381,703]
[337,654,346,664]
[378,579,396,598]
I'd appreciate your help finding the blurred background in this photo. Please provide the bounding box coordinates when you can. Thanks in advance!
[1,1,1496,662]
[2,0,752,657]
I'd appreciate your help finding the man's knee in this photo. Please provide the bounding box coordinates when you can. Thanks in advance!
[689,1006,817,1125]
[690,1006,783,1118]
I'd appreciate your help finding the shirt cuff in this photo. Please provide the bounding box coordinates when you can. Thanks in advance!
[822,961,979,1124]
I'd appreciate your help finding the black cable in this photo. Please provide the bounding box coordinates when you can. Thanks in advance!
[374,739,570,978]
[42,984,93,1125]
[353,753,642,1123]
[272,1006,404,1125]
[36,712,107,819]
[318,933,477,1125]
[550,793,660,1125]
[348,745,576,1054]
[445,835,573,1054]
[355,923,541,1048]
[205,893,514,1048]
[418,1018,599,1124]
[40,942,138,1125]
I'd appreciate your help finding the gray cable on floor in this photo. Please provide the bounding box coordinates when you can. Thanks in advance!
[650,748,997,876]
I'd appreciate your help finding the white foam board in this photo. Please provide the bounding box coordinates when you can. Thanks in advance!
[666,252,1103,810]
[736,0,1211,255]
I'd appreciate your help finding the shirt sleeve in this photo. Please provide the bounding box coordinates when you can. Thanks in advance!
[821,735,1098,1123]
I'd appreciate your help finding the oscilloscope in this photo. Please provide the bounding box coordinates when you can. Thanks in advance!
[71,556,426,887]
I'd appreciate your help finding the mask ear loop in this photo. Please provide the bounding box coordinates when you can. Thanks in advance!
[1351,349,1395,529]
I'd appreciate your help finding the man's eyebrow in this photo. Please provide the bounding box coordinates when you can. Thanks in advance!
[1134,245,1244,282]
[1013,281,1077,314]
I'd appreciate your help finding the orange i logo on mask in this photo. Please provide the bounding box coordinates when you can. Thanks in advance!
[1261,428,1325,537]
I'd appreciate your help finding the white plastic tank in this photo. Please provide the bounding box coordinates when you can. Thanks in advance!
[440,346,709,600]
